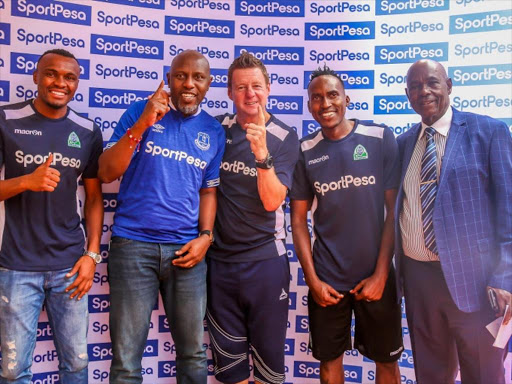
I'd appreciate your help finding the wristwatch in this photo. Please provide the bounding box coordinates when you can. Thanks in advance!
[84,250,102,265]
[255,153,274,169]
[199,230,214,244]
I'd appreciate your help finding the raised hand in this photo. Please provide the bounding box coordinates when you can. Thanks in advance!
[25,153,61,192]
[137,80,170,129]
[245,104,268,161]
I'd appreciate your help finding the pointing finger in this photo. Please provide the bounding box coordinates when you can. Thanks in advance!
[258,104,266,127]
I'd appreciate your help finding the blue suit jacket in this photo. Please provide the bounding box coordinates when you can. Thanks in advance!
[395,108,512,312]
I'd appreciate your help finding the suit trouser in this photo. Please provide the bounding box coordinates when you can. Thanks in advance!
[401,256,507,384]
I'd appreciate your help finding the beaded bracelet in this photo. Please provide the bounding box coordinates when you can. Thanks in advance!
[126,129,142,149]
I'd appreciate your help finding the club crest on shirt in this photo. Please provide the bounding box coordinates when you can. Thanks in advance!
[195,132,210,151]
[353,144,368,160]
[67,132,81,148]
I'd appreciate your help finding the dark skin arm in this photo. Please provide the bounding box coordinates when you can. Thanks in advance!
[291,198,343,307]
[65,178,103,300]
[98,81,170,183]
[173,187,217,268]
[350,189,397,301]
[0,153,60,201]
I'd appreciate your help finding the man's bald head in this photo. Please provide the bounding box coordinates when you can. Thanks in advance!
[170,50,210,75]
[405,59,452,126]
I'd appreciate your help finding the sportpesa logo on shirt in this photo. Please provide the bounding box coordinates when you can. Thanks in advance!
[314,174,376,196]
[145,141,208,169]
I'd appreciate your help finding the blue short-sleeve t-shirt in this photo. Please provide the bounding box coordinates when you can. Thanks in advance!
[290,120,400,290]
[208,113,299,262]
[0,100,103,271]
[108,101,225,243]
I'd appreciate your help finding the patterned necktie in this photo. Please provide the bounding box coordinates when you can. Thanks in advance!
[420,127,438,254]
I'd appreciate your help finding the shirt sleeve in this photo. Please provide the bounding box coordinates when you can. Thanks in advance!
[82,126,104,179]
[289,147,314,201]
[383,126,400,190]
[201,122,226,189]
[273,128,300,190]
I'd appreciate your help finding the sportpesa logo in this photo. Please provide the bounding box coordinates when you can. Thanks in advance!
[96,11,159,29]
[11,52,90,79]
[304,70,374,90]
[314,175,376,196]
[310,2,370,15]
[89,340,158,362]
[374,96,415,115]
[89,88,152,109]
[12,0,91,25]
[165,16,234,38]
[309,48,370,64]
[240,24,300,39]
[96,64,157,81]
[380,21,444,37]
[16,151,81,169]
[266,96,303,114]
[210,68,228,87]
[375,42,448,64]
[235,46,304,65]
[449,64,512,86]
[94,0,165,9]
[376,0,448,15]
[91,34,163,60]
[16,29,85,48]
[0,80,10,102]
[454,41,512,59]
[31,372,59,384]
[0,22,10,45]
[450,10,512,34]
[294,362,362,382]
[305,21,375,40]
[235,0,304,17]
[170,0,230,11]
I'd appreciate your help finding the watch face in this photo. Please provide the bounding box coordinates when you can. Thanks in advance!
[93,254,102,263]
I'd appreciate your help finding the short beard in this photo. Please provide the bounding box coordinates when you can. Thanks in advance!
[177,101,198,116]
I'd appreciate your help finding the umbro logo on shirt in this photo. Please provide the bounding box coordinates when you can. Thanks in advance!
[152,123,165,133]
[279,289,288,301]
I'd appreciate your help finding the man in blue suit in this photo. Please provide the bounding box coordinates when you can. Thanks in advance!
[395,59,511,383]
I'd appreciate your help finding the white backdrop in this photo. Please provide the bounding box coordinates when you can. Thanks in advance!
[0,0,511,383]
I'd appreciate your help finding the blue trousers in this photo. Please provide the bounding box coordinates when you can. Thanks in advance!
[108,237,207,384]
[0,267,89,384]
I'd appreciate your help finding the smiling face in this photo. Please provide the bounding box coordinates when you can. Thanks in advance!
[406,60,452,126]
[308,75,350,132]
[228,67,270,124]
[168,50,211,116]
[32,53,80,119]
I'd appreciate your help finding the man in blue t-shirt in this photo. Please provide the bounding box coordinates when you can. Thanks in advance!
[206,52,299,384]
[98,50,225,384]
[0,49,104,383]
[290,66,403,384]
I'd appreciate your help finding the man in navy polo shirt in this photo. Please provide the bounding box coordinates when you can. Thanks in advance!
[206,52,299,384]
[290,66,403,384]
[98,50,225,384]
[0,49,104,384]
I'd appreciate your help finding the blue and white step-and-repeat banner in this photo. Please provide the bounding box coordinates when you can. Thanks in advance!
[0,0,511,383]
